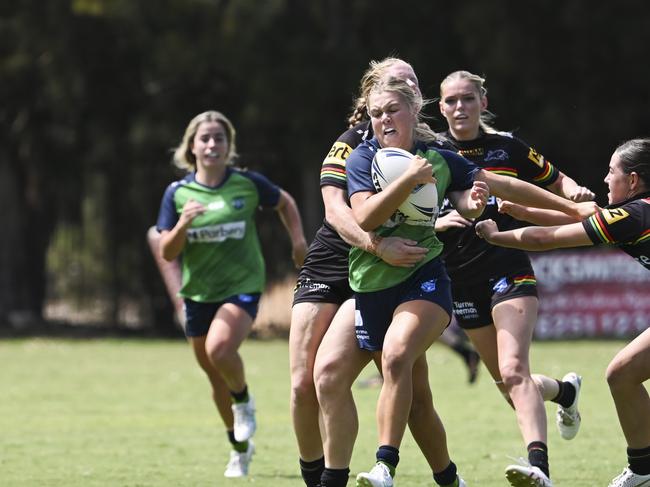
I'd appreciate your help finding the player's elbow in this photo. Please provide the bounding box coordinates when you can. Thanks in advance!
[352,212,376,232]
[161,249,175,262]
[160,241,179,262]
[357,220,375,232]
[520,228,556,251]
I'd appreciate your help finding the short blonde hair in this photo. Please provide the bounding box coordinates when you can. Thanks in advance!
[172,111,238,170]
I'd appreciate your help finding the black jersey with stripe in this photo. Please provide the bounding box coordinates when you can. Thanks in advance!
[313,121,372,255]
[439,130,561,283]
[582,192,650,270]
[314,121,452,256]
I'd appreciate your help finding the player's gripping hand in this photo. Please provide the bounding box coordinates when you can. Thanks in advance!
[376,236,428,267]
[468,180,489,212]
[573,200,600,220]
[406,155,437,186]
[435,210,473,232]
[569,185,595,202]
[475,219,499,242]
[497,199,528,220]
[178,199,206,229]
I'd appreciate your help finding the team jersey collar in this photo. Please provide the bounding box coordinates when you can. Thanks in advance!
[186,167,233,189]
[369,137,427,155]
[443,129,486,147]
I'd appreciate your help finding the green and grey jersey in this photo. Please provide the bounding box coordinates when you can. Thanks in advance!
[156,168,280,303]
[346,138,479,293]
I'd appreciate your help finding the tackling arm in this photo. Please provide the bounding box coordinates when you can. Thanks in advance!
[546,171,595,202]
[324,185,428,267]
[475,219,593,251]
[497,200,583,225]
[477,170,599,221]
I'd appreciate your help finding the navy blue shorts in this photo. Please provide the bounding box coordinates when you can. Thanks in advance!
[183,293,261,337]
[354,258,452,351]
[452,266,538,330]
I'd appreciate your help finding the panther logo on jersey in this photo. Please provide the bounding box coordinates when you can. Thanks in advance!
[493,277,509,293]
[485,149,509,162]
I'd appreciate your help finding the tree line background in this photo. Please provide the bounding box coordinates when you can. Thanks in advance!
[2,0,649,333]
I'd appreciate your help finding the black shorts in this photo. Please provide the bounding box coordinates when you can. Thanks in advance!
[183,294,261,337]
[292,239,352,306]
[452,266,538,330]
[354,258,452,351]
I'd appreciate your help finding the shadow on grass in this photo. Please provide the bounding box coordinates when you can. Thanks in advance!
[0,318,186,340]
[0,318,288,341]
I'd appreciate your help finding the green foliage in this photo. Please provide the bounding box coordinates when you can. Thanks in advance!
[0,338,631,486]
[3,1,650,326]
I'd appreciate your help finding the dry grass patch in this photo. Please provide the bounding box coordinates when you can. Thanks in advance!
[253,274,297,338]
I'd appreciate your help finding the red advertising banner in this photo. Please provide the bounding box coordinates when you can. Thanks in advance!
[530,249,650,339]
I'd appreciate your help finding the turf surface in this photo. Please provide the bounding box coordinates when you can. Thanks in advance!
[0,338,633,486]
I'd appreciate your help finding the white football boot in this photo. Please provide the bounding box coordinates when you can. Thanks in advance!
[608,467,650,487]
[232,395,256,442]
[505,459,552,487]
[556,372,582,440]
[224,440,255,478]
[356,462,393,487]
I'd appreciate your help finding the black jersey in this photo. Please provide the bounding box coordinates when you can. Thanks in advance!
[312,121,372,255]
[439,130,562,284]
[582,192,650,271]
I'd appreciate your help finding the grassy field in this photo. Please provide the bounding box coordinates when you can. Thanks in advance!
[0,337,634,486]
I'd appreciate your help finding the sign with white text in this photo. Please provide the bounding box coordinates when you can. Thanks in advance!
[531,249,650,339]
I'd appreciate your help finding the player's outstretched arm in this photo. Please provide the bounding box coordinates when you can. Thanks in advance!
[546,171,595,202]
[477,169,599,221]
[497,200,582,225]
[275,189,308,269]
[475,219,593,251]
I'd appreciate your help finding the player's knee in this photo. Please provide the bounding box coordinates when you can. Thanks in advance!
[381,348,411,381]
[499,360,526,389]
[606,358,628,391]
[205,339,235,366]
[314,357,344,401]
[291,369,316,402]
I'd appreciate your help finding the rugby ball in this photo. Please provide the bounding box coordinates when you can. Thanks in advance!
[371,147,439,225]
